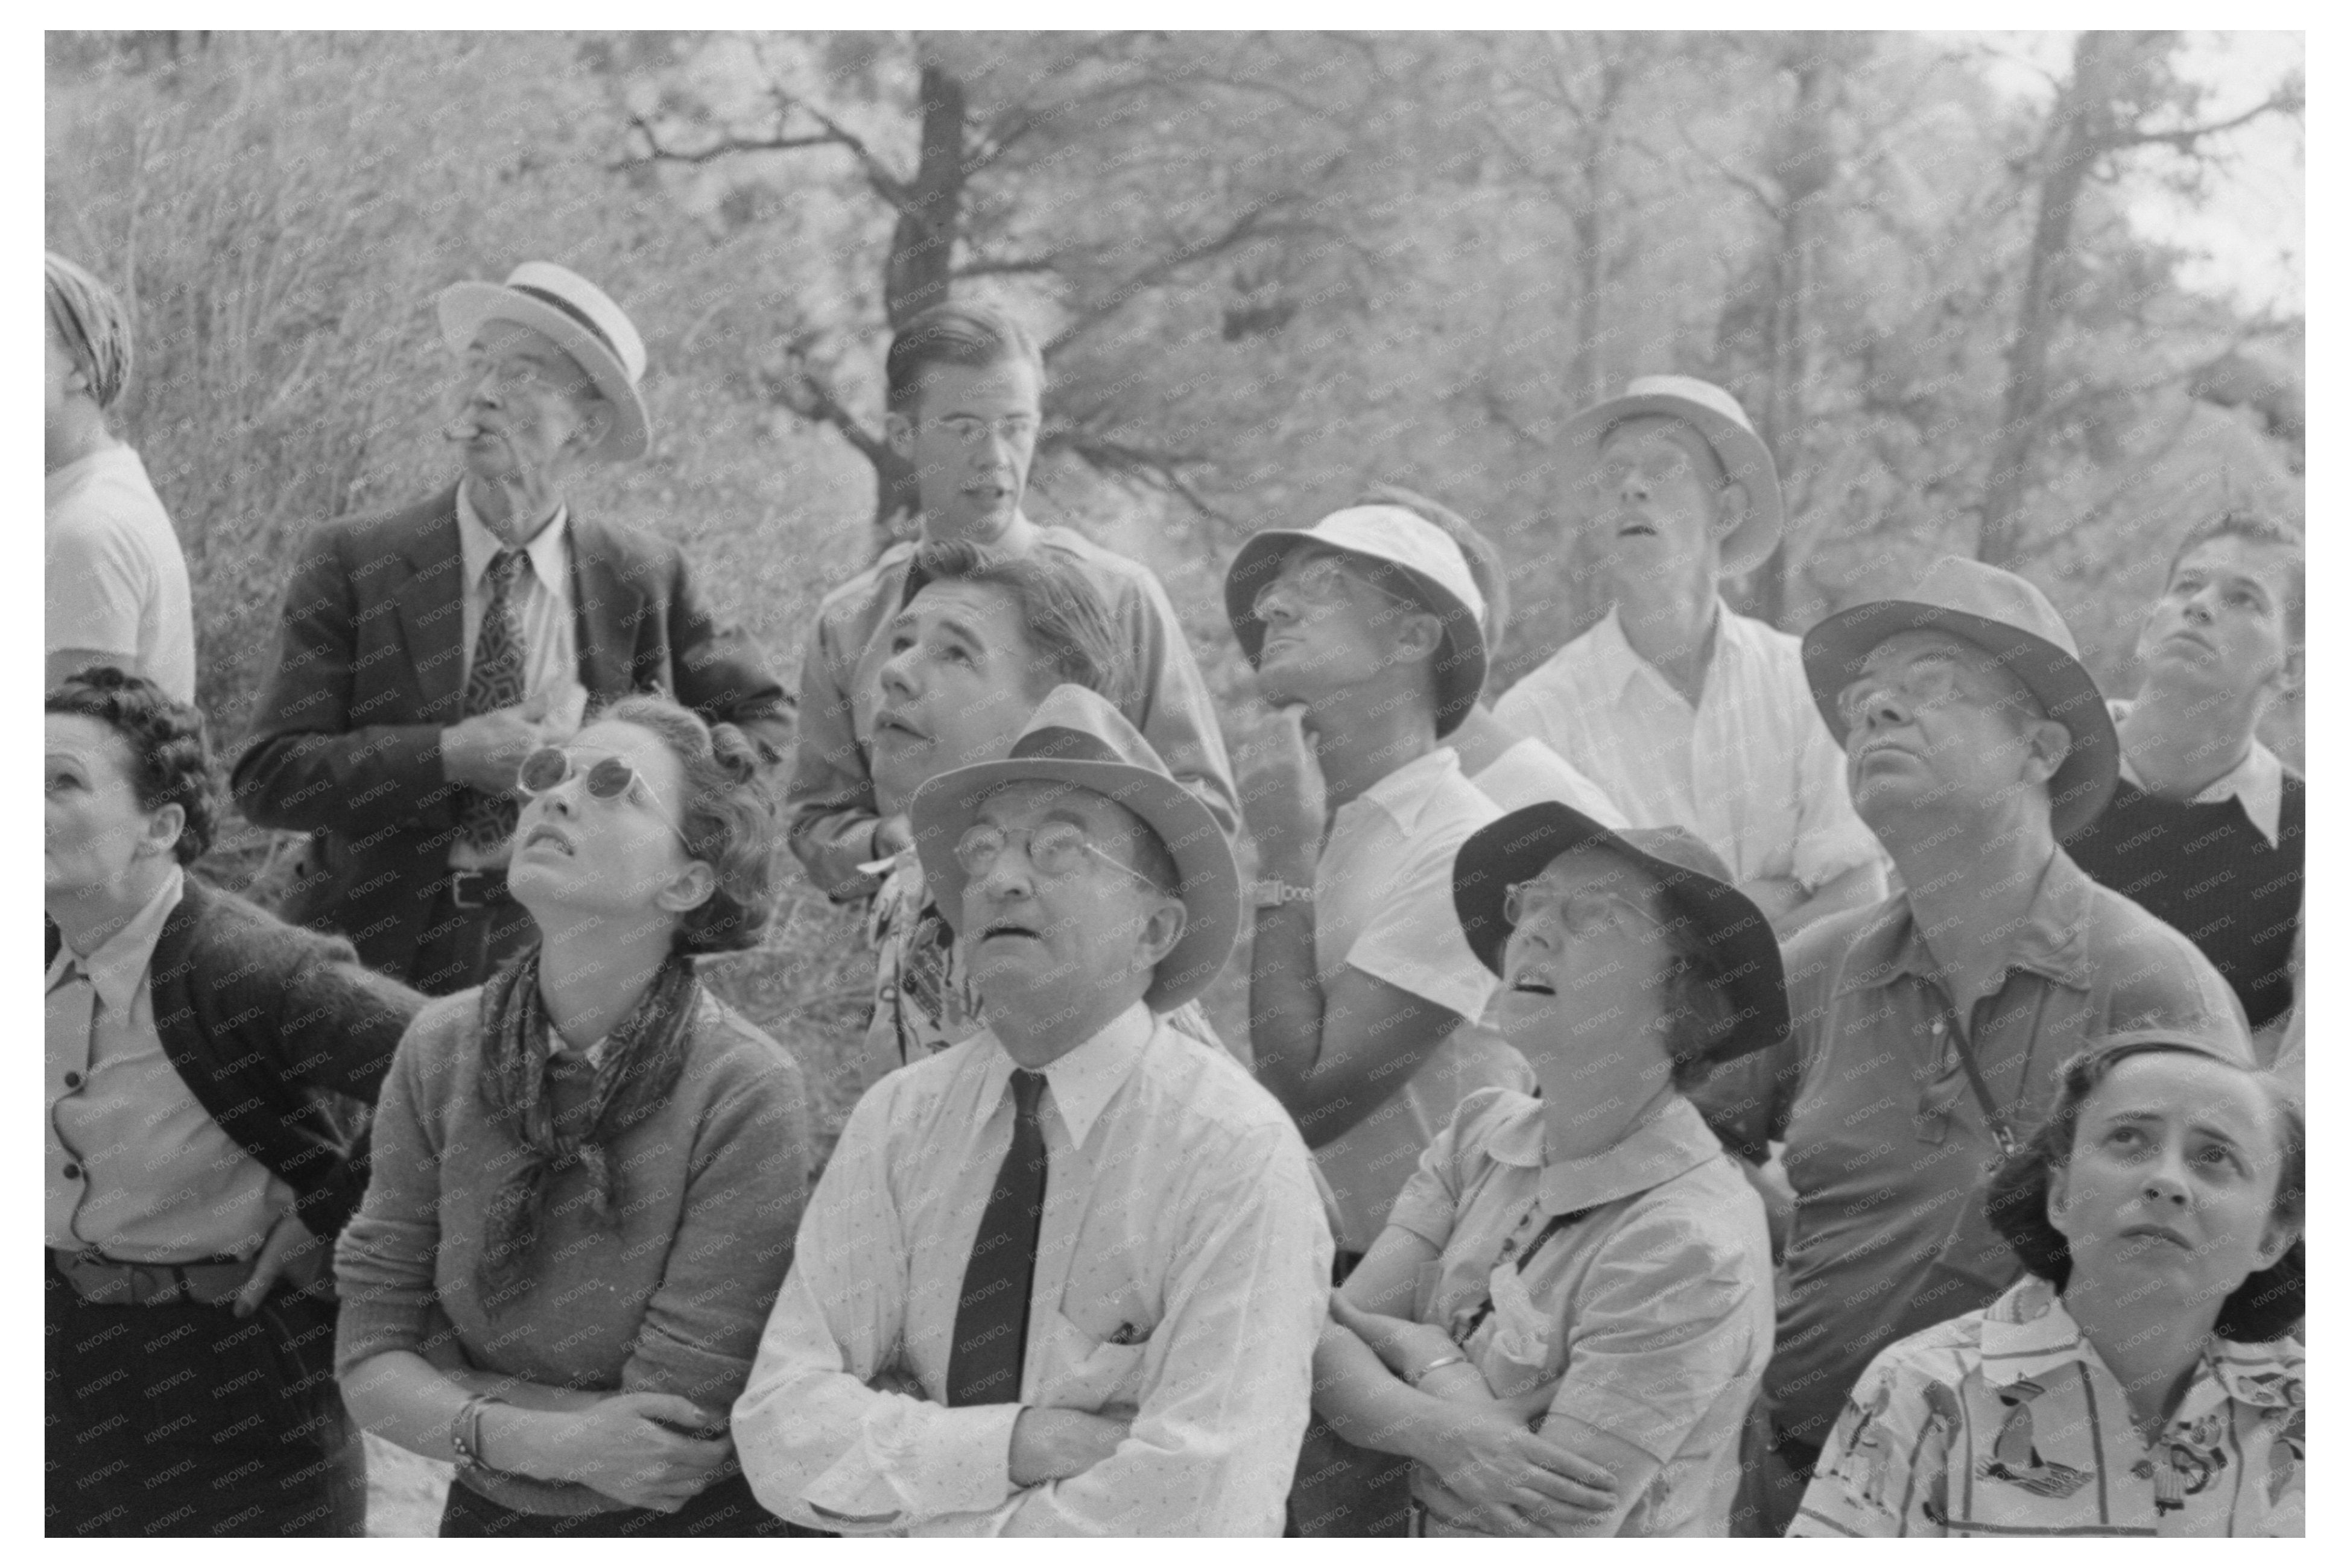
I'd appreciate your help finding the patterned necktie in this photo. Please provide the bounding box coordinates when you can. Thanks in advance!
[457,548,529,851]
[947,1069,1050,1406]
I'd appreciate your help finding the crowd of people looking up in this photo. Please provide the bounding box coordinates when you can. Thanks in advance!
[46,248,2305,1537]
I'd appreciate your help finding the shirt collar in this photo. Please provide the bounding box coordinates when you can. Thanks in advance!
[1587,597,1731,703]
[456,478,569,595]
[1980,1276,2303,1414]
[1344,745,1468,839]
[976,1001,1156,1152]
[1832,851,2097,997]
[2109,698,2287,847]
[47,865,185,1014]
[1483,1094,1725,1216]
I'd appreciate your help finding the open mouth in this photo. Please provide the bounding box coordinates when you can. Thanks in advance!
[874,711,928,744]
[1615,520,1658,539]
[978,918,1040,943]
[1507,978,1557,997]
[522,824,574,856]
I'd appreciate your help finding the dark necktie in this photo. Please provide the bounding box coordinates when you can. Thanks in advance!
[947,1068,1049,1406]
[457,548,528,851]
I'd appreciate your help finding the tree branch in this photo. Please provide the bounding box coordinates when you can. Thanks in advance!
[2097,90,2304,156]
[619,111,852,169]
[1044,195,1313,359]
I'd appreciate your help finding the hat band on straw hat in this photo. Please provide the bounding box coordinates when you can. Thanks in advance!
[510,283,622,360]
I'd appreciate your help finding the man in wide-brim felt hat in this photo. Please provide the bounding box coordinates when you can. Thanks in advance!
[1689,553,2250,1537]
[235,261,792,996]
[1492,375,1886,940]
[734,686,1332,1537]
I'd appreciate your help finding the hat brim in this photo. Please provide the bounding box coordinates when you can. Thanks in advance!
[1801,599,2118,841]
[908,757,1240,1014]
[1224,530,1489,738]
[437,282,651,463]
[1450,801,1790,1067]
[1562,392,1785,577]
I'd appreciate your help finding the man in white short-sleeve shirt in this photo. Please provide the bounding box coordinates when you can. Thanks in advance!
[1494,376,1882,937]
[46,251,195,702]
[1224,507,1513,1262]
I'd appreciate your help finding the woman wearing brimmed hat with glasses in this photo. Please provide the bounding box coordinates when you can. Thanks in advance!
[1311,801,1781,1536]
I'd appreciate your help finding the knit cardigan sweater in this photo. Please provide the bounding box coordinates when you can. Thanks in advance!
[136,875,422,1241]
[334,985,813,1517]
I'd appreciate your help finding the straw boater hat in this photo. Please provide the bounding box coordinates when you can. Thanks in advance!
[1800,555,2118,842]
[437,261,652,462]
[910,684,1240,1013]
[1450,802,1791,1067]
[1223,505,1490,737]
[1562,374,1784,577]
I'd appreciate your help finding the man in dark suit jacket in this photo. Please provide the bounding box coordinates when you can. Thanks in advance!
[233,263,791,993]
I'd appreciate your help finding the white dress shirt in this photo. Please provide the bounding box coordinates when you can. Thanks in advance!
[449,480,581,870]
[733,1003,1332,1535]
[1494,599,1882,890]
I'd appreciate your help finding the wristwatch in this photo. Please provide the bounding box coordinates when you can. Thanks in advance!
[1250,878,1315,910]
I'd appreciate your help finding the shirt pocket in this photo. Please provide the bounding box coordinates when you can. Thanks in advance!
[1040,1272,1159,1414]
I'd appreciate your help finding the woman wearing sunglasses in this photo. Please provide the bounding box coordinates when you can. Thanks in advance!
[335,694,816,1536]
[1308,802,1781,1536]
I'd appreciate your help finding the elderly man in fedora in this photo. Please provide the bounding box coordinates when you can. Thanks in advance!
[1688,555,2249,1537]
[235,262,791,994]
[733,685,1331,1535]
[1494,376,1884,938]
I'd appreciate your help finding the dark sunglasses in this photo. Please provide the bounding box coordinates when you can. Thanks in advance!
[515,746,692,852]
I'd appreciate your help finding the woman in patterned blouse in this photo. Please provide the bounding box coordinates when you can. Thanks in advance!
[1793,1031,2304,1537]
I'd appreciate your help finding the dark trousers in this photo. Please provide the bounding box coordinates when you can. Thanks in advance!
[439,1470,816,1538]
[45,1261,363,1538]
[1729,1394,1820,1538]
[408,887,536,997]
[1285,1245,1411,1537]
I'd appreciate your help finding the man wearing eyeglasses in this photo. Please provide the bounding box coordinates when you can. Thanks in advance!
[233,262,791,994]
[785,301,1238,906]
[1688,555,2246,1537]
[736,686,1331,1535]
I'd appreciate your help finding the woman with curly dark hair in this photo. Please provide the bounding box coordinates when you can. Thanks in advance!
[335,694,817,1537]
[46,667,422,1536]
[1793,1031,2304,1537]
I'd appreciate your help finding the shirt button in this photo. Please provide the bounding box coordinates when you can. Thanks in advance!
[63,1163,81,1181]
[63,1070,83,1089]
[1930,1018,1945,1035]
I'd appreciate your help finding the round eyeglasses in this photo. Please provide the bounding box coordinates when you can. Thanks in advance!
[1501,882,1659,938]
[952,821,1162,894]
[515,746,692,852]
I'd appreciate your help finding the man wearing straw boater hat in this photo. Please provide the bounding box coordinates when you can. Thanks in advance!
[735,685,1331,1536]
[235,262,791,994]
[1690,554,2248,1537]
[1494,376,1884,938]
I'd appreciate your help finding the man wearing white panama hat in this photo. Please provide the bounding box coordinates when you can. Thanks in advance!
[1690,554,2247,1536]
[1494,375,1884,938]
[735,685,1330,1535]
[236,262,791,994]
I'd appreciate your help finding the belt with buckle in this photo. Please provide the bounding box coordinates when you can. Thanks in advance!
[51,1247,252,1307]
[448,868,512,909]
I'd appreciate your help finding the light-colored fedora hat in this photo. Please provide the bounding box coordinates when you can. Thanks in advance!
[1801,554,2118,841]
[910,684,1240,1013]
[1562,374,1784,577]
[437,261,651,462]
[1223,505,1490,737]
